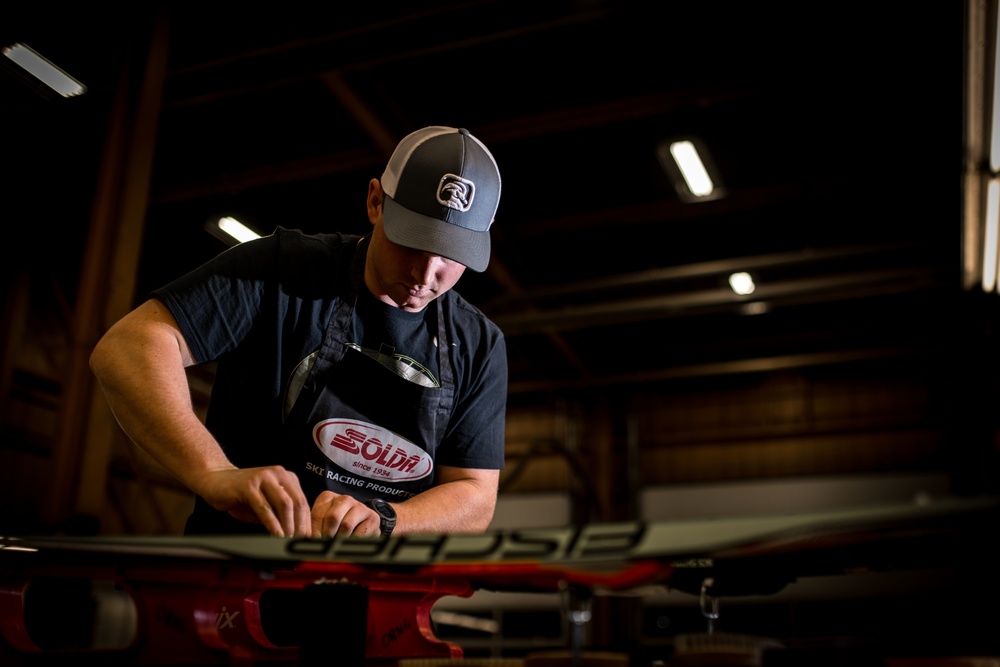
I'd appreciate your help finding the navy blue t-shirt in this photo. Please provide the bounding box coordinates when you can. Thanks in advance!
[152,227,507,483]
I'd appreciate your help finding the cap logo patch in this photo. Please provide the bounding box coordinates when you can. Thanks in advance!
[436,173,475,212]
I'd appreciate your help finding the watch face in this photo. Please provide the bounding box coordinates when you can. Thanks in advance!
[368,499,396,538]
[372,499,395,519]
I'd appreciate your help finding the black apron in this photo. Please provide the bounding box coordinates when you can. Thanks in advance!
[185,238,456,535]
[282,238,456,504]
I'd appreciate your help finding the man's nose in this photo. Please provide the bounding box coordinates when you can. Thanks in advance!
[410,253,442,283]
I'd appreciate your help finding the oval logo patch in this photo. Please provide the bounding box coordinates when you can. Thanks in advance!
[312,419,433,482]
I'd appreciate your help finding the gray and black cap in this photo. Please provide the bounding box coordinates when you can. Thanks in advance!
[380,126,501,272]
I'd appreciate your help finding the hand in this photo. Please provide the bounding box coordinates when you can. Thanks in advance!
[196,466,312,537]
[310,491,381,539]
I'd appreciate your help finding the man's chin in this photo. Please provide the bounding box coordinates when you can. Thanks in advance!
[395,295,430,311]
[395,288,435,311]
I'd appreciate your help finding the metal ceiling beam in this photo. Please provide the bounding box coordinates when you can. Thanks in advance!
[490,266,950,335]
[485,243,920,309]
[507,347,933,395]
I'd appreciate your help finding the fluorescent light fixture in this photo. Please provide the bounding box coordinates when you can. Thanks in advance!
[3,43,86,98]
[218,216,261,243]
[206,214,262,246]
[985,8,1000,293]
[983,177,1000,292]
[992,7,1000,173]
[670,141,714,196]
[656,136,725,203]
[728,271,756,295]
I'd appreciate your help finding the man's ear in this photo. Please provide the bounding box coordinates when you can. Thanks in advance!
[366,178,383,224]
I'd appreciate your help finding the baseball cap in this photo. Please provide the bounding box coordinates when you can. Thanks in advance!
[380,126,501,272]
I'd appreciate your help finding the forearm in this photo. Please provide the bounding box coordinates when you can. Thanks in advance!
[90,302,234,494]
[390,467,499,535]
[98,364,232,492]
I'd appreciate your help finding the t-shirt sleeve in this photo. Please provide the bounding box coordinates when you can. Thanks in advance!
[151,234,276,364]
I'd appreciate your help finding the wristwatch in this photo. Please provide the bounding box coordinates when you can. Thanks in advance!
[366,498,396,538]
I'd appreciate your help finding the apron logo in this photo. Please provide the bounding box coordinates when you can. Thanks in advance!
[312,419,433,482]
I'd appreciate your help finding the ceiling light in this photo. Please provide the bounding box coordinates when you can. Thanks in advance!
[986,7,1000,293]
[982,178,1000,292]
[657,136,725,203]
[728,271,756,295]
[992,5,1000,173]
[671,141,713,195]
[205,214,261,246]
[3,43,86,98]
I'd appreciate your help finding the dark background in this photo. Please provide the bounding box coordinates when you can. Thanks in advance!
[1,2,979,399]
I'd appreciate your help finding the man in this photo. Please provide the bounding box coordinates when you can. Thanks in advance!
[90,126,507,539]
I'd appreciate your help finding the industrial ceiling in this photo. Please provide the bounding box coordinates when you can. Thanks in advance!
[0,2,980,404]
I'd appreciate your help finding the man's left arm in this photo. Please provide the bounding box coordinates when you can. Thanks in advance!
[309,466,499,537]
[384,313,506,535]
[391,465,499,534]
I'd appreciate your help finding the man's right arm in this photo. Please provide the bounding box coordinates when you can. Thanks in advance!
[89,298,312,537]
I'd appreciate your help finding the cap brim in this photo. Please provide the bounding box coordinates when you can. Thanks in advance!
[382,195,491,272]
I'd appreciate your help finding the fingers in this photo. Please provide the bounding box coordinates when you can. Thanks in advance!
[205,466,379,539]
[221,467,311,538]
[257,472,311,538]
[310,492,380,539]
